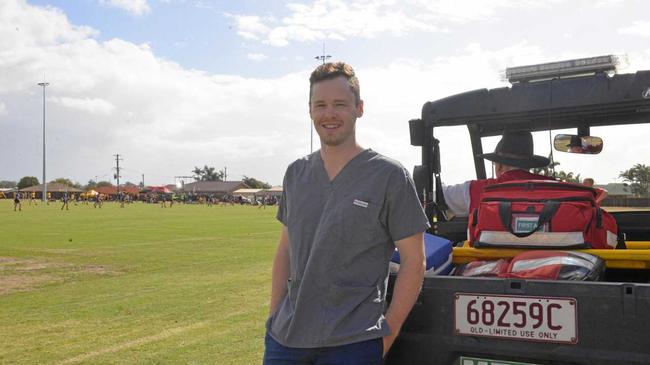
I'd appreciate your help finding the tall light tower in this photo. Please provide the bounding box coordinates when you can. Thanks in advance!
[38,81,49,202]
[313,44,332,153]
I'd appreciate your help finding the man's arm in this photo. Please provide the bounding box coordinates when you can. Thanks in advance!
[269,225,290,316]
[595,187,608,205]
[383,232,426,356]
[442,181,471,217]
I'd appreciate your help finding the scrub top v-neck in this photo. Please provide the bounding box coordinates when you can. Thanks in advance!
[268,149,429,348]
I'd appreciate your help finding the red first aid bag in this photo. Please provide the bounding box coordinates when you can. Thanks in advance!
[506,250,605,281]
[453,259,510,277]
[469,180,618,249]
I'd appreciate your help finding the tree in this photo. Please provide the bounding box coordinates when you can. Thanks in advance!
[531,156,560,177]
[192,165,225,181]
[0,180,17,188]
[51,178,82,189]
[17,176,39,189]
[531,157,580,182]
[96,181,113,188]
[620,163,650,197]
[556,171,581,183]
[85,180,97,190]
[123,181,138,187]
[242,175,271,189]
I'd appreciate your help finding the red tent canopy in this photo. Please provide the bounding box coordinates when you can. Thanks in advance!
[147,186,173,194]
[96,186,141,195]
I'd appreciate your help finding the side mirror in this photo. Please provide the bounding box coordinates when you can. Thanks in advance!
[409,119,424,146]
[553,134,603,154]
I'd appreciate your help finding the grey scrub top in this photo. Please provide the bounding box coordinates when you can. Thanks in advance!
[267,149,430,348]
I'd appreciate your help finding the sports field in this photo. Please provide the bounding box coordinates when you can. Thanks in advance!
[0,199,280,364]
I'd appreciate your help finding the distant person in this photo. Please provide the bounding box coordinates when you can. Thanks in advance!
[582,178,608,204]
[61,192,69,210]
[47,192,52,205]
[13,192,22,211]
[93,194,102,208]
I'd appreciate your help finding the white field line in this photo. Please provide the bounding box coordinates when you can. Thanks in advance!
[55,321,209,365]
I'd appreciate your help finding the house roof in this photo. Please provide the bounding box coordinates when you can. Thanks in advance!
[182,181,250,193]
[233,188,263,194]
[595,183,634,196]
[20,183,84,193]
[95,186,141,195]
[264,186,283,193]
[122,186,141,194]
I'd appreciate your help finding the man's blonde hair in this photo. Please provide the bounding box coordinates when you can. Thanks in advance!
[309,62,360,105]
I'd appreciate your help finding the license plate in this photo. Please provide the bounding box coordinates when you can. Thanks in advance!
[459,356,539,365]
[454,293,577,344]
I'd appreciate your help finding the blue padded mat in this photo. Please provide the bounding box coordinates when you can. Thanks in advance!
[391,233,453,275]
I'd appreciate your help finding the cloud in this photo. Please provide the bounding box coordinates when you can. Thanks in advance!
[0,0,309,185]
[50,97,116,115]
[2,0,648,187]
[356,42,548,184]
[99,0,150,16]
[594,0,625,7]
[246,52,268,61]
[0,0,97,52]
[0,101,7,117]
[227,0,438,47]
[227,15,270,41]
[619,21,650,37]
[227,0,553,46]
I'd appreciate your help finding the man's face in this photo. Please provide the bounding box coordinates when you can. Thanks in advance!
[309,76,363,147]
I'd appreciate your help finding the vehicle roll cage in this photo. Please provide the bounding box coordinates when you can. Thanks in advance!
[409,71,650,212]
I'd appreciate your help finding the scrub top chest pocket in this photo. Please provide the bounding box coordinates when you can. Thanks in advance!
[340,195,384,244]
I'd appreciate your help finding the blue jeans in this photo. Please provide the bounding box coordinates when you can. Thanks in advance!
[263,333,383,365]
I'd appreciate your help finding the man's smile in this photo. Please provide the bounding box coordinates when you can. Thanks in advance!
[321,123,342,130]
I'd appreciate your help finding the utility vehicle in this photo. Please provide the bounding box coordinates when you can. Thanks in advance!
[386,56,650,365]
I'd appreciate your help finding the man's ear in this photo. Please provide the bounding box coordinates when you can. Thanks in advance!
[356,99,364,117]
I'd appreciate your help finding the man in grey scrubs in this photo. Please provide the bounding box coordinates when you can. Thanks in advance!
[264,62,429,364]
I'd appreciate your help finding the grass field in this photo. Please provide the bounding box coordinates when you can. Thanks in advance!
[0,199,280,364]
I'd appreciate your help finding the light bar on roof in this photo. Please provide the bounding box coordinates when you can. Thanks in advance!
[506,55,619,83]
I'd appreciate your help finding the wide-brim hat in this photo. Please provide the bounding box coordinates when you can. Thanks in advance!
[479,131,550,169]
[567,135,583,148]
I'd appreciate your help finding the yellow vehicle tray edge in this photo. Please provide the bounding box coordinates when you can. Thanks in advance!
[452,247,650,269]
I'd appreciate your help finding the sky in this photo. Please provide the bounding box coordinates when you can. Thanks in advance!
[1,0,650,187]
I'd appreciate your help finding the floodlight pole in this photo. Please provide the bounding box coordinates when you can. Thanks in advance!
[313,44,332,154]
[38,81,49,202]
